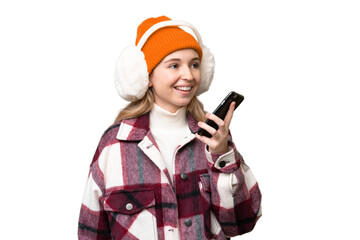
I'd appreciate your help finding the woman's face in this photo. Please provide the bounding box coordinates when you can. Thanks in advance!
[149,49,201,113]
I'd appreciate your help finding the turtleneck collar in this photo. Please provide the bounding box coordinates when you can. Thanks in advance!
[149,104,188,132]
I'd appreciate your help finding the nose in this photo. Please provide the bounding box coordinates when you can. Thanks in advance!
[181,66,194,81]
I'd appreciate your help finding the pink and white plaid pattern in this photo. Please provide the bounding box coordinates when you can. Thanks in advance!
[78,113,261,240]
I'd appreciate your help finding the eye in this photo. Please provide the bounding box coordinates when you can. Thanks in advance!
[191,62,200,69]
[169,64,178,69]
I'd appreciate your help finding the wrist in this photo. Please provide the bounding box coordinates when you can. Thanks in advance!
[208,142,228,154]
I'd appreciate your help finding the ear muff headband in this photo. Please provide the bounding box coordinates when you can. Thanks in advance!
[136,20,204,50]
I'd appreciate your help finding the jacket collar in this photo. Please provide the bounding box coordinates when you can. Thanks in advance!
[116,112,200,141]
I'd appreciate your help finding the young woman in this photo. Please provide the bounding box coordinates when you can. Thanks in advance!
[78,16,262,240]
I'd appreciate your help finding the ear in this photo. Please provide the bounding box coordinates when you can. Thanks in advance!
[148,73,153,87]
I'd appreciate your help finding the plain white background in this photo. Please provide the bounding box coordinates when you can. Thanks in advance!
[1,0,359,239]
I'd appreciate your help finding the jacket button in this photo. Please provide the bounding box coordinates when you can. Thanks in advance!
[219,161,227,168]
[184,219,192,227]
[180,173,188,180]
[125,203,133,211]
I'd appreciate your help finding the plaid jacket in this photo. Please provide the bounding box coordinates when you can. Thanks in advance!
[78,113,261,240]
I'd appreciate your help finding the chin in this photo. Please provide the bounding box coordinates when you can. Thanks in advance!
[177,100,192,108]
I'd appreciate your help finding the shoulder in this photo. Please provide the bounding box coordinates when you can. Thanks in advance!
[97,122,122,153]
[89,121,122,167]
[102,121,122,140]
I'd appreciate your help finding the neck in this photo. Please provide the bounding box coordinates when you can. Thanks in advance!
[150,104,187,132]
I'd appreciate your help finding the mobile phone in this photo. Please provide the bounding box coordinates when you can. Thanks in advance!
[197,91,244,138]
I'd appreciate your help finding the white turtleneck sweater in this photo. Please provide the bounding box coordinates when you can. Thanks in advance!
[149,104,191,182]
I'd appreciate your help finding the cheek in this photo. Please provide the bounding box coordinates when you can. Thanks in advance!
[151,69,184,90]
[158,75,179,88]
[194,71,201,85]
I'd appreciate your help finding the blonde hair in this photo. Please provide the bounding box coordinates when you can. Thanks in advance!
[114,88,207,123]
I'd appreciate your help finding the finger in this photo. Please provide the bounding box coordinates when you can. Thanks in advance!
[196,133,227,153]
[205,112,225,130]
[197,121,217,137]
[195,133,213,146]
[224,101,236,127]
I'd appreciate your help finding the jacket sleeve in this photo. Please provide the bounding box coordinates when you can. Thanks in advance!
[205,139,262,237]
[78,145,113,239]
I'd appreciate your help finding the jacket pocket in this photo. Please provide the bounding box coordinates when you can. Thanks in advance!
[104,188,157,240]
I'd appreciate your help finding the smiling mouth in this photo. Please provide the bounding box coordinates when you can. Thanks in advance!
[174,86,192,92]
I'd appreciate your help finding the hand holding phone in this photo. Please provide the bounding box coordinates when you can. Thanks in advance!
[197,91,244,138]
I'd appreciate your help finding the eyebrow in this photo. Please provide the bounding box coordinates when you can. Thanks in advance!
[163,57,200,64]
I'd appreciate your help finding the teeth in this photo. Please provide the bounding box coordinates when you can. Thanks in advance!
[175,86,192,91]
